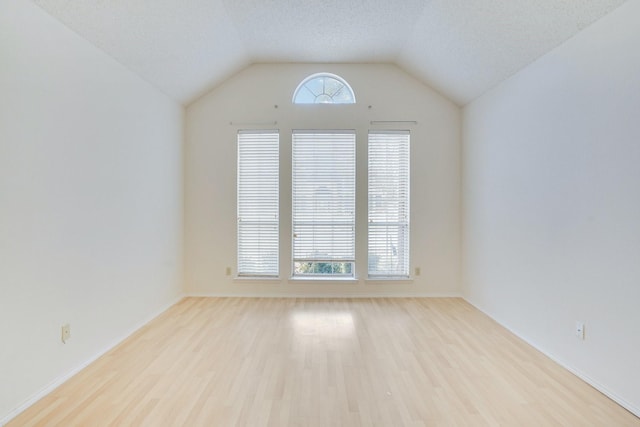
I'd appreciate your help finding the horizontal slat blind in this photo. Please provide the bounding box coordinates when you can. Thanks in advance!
[292,131,355,275]
[237,130,279,277]
[368,131,410,278]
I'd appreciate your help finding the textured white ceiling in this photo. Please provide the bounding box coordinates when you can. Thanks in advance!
[32,0,627,105]
[32,0,250,103]
[222,0,427,63]
[398,0,628,104]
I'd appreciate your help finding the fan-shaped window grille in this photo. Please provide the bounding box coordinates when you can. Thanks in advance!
[293,73,356,104]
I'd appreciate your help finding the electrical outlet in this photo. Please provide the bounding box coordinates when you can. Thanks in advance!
[225,266,232,276]
[575,321,585,340]
[61,324,71,343]
[415,267,421,276]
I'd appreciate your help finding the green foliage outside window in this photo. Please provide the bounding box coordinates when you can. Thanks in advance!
[294,262,352,275]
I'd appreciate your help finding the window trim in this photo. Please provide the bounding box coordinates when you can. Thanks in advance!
[367,130,411,279]
[291,129,356,279]
[236,130,280,278]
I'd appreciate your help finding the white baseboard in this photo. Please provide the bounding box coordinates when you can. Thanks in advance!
[0,294,185,426]
[462,297,640,419]
[556,360,640,418]
[186,292,463,298]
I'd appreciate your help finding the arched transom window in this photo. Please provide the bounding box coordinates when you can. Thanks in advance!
[292,73,356,104]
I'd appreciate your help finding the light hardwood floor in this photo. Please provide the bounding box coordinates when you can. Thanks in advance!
[8,297,640,426]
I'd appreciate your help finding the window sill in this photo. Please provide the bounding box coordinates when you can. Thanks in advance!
[365,277,414,284]
[288,277,359,284]
[233,276,282,283]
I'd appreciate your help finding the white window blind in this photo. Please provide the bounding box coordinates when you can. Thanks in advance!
[292,131,355,277]
[237,130,279,277]
[368,131,410,278]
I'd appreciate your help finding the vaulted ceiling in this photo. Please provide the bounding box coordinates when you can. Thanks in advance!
[33,0,627,105]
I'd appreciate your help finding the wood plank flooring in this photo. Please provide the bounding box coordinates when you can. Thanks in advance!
[8,297,640,426]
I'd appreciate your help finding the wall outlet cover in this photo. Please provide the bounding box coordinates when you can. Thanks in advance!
[61,324,71,343]
[575,321,585,340]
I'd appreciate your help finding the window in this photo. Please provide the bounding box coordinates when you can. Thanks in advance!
[368,131,410,278]
[237,131,279,277]
[292,131,356,277]
[292,73,356,104]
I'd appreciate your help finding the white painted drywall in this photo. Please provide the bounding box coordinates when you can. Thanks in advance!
[463,0,640,414]
[185,63,461,296]
[0,2,184,422]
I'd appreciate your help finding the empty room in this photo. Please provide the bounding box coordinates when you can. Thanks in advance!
[1,0,639,425]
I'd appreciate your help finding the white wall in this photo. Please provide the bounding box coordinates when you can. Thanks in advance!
[186,63,461,296]
[0,2,184,422]
[463,1,640,415]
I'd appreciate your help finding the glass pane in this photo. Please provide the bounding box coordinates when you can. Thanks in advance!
[315,94,333,103]
[294,87,315,103]
[331,86,352,103]
[304,78,324,97]
[324,77,344,97]
[294,262,353,276]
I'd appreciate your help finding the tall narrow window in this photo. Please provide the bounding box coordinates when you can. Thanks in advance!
[237,131,279,277]
[368,131,410,278]
[292,131,356,277]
